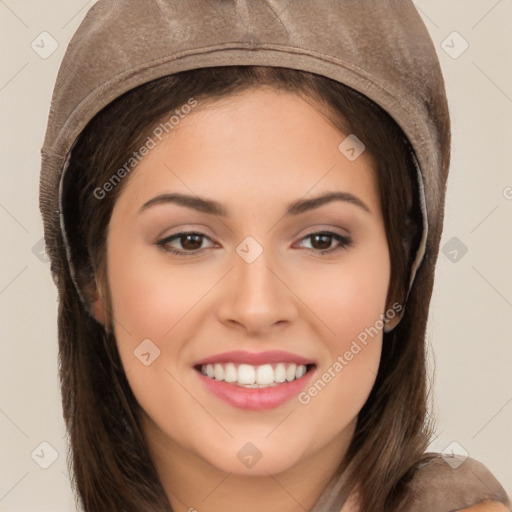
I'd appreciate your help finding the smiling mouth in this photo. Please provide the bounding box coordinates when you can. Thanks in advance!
[194,362,316,388]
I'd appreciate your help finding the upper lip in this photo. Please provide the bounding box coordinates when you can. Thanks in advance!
[193,350,316,367]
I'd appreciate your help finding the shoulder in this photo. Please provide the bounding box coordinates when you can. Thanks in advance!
[396,452,511,512]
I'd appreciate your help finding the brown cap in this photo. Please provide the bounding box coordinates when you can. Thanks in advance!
[39,0,450,325]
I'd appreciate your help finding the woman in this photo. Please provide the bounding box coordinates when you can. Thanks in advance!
[39,1,510,511]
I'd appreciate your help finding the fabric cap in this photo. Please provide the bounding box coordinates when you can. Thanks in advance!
[39,0,450,327]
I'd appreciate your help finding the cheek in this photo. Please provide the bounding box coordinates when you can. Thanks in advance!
[295,240,390,424]
[105,248,211,438]
[107,246,214,343]
[308,239,390,345]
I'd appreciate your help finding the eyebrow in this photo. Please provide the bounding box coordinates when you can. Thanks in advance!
[139,191,371,216]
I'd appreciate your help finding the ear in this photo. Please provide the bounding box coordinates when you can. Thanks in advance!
[92,294,106,325]
[383,311,401,333]
[88,276,107,326]
[382,299,405,333]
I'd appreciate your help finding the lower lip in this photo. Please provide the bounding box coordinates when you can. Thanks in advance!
[196,367,316,411]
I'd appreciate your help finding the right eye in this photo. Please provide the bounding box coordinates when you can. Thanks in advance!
[156,231,215,256]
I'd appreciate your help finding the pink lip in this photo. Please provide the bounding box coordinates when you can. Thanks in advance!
[196,366,316,411]
[193,350,315,367]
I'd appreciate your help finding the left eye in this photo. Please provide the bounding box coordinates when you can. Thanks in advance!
[296,231,352,253]
[156,230,352,256]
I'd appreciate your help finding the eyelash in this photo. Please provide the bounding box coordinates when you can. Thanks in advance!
[156,230,353,257]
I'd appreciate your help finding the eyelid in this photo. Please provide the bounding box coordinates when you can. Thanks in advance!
[297,225,351,239]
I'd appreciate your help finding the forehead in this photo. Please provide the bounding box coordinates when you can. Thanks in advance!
[117,87,380,215]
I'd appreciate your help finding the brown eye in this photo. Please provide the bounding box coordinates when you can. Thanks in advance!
[157,232,213,255]
[298,231,352,254]
[310,233,332,251]
[180,233,204,250]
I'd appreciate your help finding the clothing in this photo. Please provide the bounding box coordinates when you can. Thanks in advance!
[397,454,510,512]
[39,0,448,328]
[311,453,510,511]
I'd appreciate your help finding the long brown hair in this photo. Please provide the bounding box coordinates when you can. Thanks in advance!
[60,66,434,511]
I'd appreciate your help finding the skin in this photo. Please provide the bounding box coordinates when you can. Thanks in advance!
[462,503,510,512]
[97,87,395,512]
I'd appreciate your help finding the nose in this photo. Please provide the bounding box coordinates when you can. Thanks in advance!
[216,246,299,336]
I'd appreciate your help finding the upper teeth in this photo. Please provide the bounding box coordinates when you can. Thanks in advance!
[200,363,308,387]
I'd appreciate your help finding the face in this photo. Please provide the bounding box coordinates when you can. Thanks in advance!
[102,87,391,477]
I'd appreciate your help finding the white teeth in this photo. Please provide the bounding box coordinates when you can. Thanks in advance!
[238,364,256,385]
[256,364,274,385]
[286,363,297,382]
[214,363,224,381]
[274,363,286,383]
[224,363,238,383]
[199,362,310,387]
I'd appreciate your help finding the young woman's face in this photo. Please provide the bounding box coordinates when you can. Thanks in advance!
[103,87,391,476]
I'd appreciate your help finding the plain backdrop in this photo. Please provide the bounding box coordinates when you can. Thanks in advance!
[1,1,511,510]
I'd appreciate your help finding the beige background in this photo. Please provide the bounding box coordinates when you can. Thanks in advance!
[1,1,511,510]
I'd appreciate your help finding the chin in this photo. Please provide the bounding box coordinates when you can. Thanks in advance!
[195,436,309,477]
